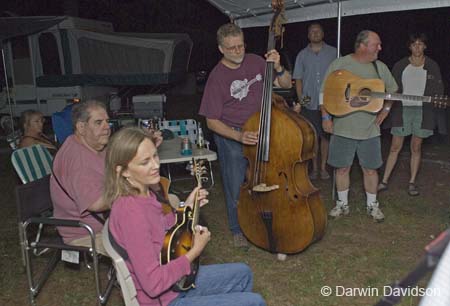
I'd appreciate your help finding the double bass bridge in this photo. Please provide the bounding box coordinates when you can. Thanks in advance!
[252,183,279,193]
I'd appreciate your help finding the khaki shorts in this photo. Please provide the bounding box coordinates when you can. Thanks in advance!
[328,135,382,169]
[391,107,433,138]
[69,232,108,256]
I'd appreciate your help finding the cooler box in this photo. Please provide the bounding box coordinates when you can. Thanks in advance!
[132,94,165,118]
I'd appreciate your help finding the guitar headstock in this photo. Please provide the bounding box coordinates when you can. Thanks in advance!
[191,159,209,187]
[431,95,449,109]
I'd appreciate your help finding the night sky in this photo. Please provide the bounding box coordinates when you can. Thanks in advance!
[2,1,449,89]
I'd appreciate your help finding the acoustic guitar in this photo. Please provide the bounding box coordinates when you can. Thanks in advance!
[323,69,448,116]
[160,159,207,291]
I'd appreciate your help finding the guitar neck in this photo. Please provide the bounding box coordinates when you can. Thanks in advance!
[372,92,431,103]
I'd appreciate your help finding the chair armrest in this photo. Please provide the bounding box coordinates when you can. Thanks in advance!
[28,217,83,227]
[25,217,97,240]
[24,217,100,253]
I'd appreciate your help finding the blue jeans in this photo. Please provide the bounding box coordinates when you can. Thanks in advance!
[169,263,266,306]
[213,133,248,234]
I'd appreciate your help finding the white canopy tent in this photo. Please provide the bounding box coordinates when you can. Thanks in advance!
[206,0,450,59]
[206,0,450,28]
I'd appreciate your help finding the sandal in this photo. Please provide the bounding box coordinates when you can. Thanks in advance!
[408,183,420,196]
[377,182,388,192]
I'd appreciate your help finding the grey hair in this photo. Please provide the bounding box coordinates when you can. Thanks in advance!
[216,23,244,46]
[354,30,371,51]
[71,100,107,130]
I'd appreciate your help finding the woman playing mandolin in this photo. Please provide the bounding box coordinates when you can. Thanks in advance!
[104,127,266,306]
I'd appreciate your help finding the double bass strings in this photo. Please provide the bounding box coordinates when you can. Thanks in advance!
[254,61,274,188]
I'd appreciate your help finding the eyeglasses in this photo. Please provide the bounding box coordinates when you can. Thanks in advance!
[222,43,245,52]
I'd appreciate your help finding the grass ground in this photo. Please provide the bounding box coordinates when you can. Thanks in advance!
[1,116,449,306]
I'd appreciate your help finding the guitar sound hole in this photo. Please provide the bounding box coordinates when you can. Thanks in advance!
[359,88,371,101]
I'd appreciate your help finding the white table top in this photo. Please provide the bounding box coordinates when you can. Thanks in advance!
[158,137,217,164]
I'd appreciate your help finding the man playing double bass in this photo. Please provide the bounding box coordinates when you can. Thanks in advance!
[199,23,292,248]
[320,30,398,222]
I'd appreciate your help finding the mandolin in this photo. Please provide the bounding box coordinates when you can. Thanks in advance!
[160,159,207,291]
[323,69,448,116]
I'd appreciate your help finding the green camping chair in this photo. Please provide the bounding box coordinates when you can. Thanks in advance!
[11,144,53,184]
[11,144,54,265]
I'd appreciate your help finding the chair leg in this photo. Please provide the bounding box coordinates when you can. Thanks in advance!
[25,245,60,305]
[19,222,26,267]
[92,255,116,305]
[99,265,116,305]
[33,224,49,256]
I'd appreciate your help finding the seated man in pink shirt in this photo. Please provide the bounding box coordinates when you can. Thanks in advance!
[50,100,111,254]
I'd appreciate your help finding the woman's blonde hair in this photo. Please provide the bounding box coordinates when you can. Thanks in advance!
[104,126,155,206]
[20,109,43,133]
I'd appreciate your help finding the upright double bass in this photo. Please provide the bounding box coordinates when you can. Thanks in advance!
[237,0,327,254]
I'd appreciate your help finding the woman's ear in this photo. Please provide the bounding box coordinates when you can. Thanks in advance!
[116,165,128,178]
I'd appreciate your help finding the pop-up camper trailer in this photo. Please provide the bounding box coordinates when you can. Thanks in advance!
[0,16,193,117]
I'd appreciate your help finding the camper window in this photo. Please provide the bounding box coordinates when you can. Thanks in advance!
[39,33,62,76]
[11,37,33,85]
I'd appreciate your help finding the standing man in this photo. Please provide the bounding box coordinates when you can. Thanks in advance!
[320,30,398,222]
[293,23,337,180]
[199,23,292,247]
[50,100,111,254]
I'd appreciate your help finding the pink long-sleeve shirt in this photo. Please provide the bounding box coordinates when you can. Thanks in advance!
[109,194,191,306]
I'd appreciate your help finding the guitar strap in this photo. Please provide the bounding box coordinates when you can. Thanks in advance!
[372,61,381,79]
[107,224,129,260]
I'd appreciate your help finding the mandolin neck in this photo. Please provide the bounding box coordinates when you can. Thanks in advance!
[192,182,201,227]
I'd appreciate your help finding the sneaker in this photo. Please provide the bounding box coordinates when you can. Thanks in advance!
[329,200,349,218]
[367,201,384,222]
[233,233,249,248]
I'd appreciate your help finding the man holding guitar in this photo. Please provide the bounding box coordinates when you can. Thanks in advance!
[320,30,398,222]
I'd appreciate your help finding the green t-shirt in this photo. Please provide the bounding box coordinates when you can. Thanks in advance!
[321,55,398,139]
